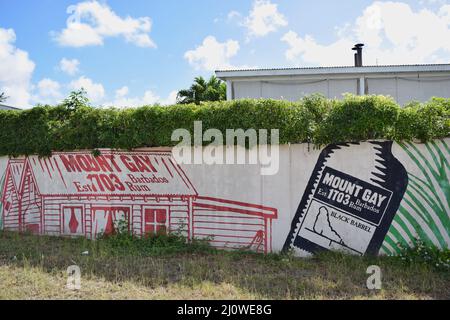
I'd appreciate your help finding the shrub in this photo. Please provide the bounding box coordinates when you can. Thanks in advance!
[0,95,448,157]
[314,94,400,144]
[395,239,450,272]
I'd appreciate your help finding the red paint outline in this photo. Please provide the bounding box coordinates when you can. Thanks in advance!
[1,151,279,254]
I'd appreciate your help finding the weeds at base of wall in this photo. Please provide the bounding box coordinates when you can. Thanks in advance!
[310,240,450,273]
[89,219,215,256]
[95,232,216,256]
[393,240,450,272]
[3,228,448,274]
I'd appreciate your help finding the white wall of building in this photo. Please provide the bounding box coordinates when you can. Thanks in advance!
[218,65,450,105]
[232,78,359,101]
[368,76,450,105]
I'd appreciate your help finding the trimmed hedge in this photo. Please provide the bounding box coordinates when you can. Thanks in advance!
[0,94,448,157]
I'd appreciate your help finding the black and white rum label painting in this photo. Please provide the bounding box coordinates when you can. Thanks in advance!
[284,141,409,256]
[295,167,392,255]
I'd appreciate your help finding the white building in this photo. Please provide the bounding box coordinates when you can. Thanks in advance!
[216,64,450,106]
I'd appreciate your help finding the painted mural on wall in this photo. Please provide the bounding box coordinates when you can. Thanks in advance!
[382,140,450,255]
[0,171,5,230]
[0,139,448,256]
[283,141,408,256]
[0,151,277,253]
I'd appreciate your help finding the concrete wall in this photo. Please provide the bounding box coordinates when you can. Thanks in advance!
[1,139,449,256]
[231,75,450,105]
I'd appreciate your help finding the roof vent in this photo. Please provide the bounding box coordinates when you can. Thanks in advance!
[352,43,364,67]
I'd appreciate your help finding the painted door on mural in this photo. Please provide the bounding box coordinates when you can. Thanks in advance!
[143,208,168,236]
[92,206,130,236]
[63,206,83,235]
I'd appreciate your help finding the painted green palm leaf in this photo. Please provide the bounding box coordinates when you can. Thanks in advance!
[382,139,450,255]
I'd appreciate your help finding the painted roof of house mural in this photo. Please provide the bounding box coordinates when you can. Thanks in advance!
[7,159,25,192]
[24,150,197,198]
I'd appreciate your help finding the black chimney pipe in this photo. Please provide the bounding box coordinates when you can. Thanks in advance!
[352,43,364,67]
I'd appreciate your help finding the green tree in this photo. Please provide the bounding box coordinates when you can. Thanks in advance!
[62,88,90,110]
[177,76,226,104]
[0,92,8,103]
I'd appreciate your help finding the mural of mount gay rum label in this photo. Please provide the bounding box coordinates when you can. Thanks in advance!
[283,141,408,256]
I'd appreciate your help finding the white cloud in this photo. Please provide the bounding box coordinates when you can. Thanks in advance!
[115,85,129,98]
[160,90,178,106]
[37,79,62,98]
[54,0,156,48]
[0,28,35,107]
[31,78,63,105]
[420,0,448,6]
[105,87,177,107]
[69,76,105,102]
[244,0,287,39]
[282,31,355,66]
[59,58,80,76]
[227,10,242,21]
[282,1,450,66]
[30,80,176,108]
[184,36,240,71]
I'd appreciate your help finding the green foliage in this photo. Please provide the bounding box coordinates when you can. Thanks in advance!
[177,76,226,104]
[61,88,90,111]
[395,239,449,272]
[96,233,215,256]
[95,219,214,256]
[0,94,448,157]
[397,98,450,142]
[314,94,399,144]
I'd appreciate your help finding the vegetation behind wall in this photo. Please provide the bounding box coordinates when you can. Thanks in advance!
[0,94,448,157]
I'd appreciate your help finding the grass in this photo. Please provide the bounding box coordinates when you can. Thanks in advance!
[0,231,448,300]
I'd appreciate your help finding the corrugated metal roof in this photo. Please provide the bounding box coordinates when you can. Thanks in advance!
[216,64,450,81]
[215,63,450,73]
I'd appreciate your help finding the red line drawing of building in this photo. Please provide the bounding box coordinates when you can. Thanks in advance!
[0,150,278,253]
[1,159,25,231]
[193,196,276,253]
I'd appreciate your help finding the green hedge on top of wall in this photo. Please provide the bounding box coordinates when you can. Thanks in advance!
[0,94,448,157]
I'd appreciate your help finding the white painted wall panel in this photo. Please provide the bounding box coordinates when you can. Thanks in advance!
[416,78,450,103]
[397,78,421,105]
[362,76,450,105]
[328,79,358,98]
[229,74,450,105]
[261,80,328,101]
[233,81,261,99]
[367,78,397,100]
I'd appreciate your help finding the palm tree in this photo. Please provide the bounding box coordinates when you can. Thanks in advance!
[0,92,7,103]
[177,76,226,104]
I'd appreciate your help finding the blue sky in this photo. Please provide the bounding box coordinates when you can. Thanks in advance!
[1,0,449,108]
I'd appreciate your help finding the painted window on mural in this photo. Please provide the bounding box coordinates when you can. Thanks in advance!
[144,208,167,235]
[63,206,83,235]
[92,207,130,236]
[23,183,42,234]
[3,193,12,215]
